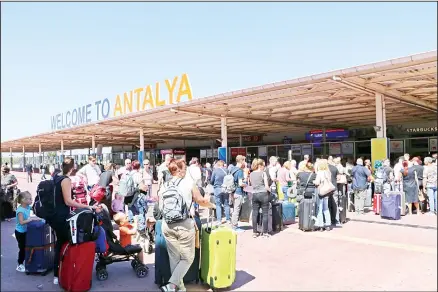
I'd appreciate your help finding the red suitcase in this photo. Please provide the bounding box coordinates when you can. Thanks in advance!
[373,193,382,215]
[59,242,95,292]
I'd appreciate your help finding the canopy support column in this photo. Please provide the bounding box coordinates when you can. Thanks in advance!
[91,136,96,156]
[139,129,144,168]
[221,117,228,163]
[375,93,387,138]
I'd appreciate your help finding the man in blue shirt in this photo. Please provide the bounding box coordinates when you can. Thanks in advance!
[210,160,230,224]
[230,155,246,232]
[352,158,372,215]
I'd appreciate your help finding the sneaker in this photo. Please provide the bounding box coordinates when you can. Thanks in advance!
[16,264,25,272]
[53,277,59,285]
[232,227,244,233]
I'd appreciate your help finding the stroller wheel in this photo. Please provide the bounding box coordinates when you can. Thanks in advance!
[135,265,148,278]
[131,259,139,270]
[96,269,108,281]
[148,244,153,254]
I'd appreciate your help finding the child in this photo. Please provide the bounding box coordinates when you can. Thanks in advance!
[111,194,124,214]
[113,212,143,263]
[14,191,41,272]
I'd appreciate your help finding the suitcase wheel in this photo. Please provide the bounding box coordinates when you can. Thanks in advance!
[135,265,148,278]
[96,269,108,281]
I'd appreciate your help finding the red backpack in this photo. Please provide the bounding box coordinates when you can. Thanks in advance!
[89,185,106,203]
[71,177,87,211]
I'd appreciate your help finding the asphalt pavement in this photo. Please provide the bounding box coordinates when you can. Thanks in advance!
[1,172,436,291]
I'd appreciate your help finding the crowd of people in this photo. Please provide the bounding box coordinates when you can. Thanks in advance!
[1,150,436,291]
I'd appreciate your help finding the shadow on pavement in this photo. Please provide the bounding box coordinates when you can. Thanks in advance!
[144,265,255,292]
[349,218,437,230]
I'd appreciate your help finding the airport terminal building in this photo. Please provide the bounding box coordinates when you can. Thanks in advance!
[1,51,437,169]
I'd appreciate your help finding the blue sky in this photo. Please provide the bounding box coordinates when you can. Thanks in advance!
[1,2,437,142]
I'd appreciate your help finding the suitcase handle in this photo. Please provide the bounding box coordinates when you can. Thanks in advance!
[26,243,55,264]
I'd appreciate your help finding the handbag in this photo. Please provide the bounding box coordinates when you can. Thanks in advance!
[297,173,313,202]
[205,184,214,195]
[318,171,336,196]
[337,174,347,184]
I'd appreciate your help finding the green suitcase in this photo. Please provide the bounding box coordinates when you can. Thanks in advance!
[200,218,237,290]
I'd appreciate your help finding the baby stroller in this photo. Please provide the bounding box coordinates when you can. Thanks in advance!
[94,204,148,281]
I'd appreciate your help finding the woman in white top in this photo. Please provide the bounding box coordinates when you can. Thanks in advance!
[160,159,215,292]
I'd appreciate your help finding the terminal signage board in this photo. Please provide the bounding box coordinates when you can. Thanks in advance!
[230,148,246,157]
[405,127,437,133]
[50,73,193,131]
[305,129,349,140]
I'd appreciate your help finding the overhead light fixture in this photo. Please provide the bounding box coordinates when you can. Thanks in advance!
[170,108,178,113]
[332,76,342,81]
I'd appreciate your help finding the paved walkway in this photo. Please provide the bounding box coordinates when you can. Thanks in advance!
[1,172,437,291]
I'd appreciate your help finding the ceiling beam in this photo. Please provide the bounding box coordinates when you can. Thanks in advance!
[344,77,437,112]
[173,108,338,129]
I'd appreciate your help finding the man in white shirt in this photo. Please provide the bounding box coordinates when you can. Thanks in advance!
[78,156,102,190]
[186,158,202,188]
[117,159,132,179]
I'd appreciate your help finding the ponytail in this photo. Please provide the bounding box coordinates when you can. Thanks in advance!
[14,192,24,210]
[402,161,409,176]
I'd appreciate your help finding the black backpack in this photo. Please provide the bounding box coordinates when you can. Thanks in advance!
[33,176,65,220]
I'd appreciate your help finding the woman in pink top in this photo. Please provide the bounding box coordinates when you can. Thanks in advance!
[277,161,292,200]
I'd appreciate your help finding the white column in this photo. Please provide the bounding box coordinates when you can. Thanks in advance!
[91,136,96,155]
[139,129,145,152]
[375,93,387,138]
[139,129,144,167]
[38,143,42,166]
[239,134,243,147]
[22,146,25,170]
[221,117,228,148]
[322,128,327,156]
[60,139,64,163]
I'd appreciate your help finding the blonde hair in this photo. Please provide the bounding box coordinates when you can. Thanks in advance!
[104,163,116,171]
[251,158,265,171]
[236,155,246,164]
[113,212,127,225]
[317,159,329,171]
[283,161,291,170]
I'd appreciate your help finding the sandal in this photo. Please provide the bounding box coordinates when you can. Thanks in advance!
[252,233,260,238]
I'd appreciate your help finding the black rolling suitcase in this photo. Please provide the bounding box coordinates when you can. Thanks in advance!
[154,217,201,286]
[298,196,317,231]
[271,202,283,232]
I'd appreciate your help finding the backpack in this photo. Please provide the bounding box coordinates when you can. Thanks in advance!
[375,168,387,182]
[118,171,136,197]
[221,169,239,194]
[71,178,88,211]
[66,208,99,244]
[160,178,190,224]
[33,177,66,220]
